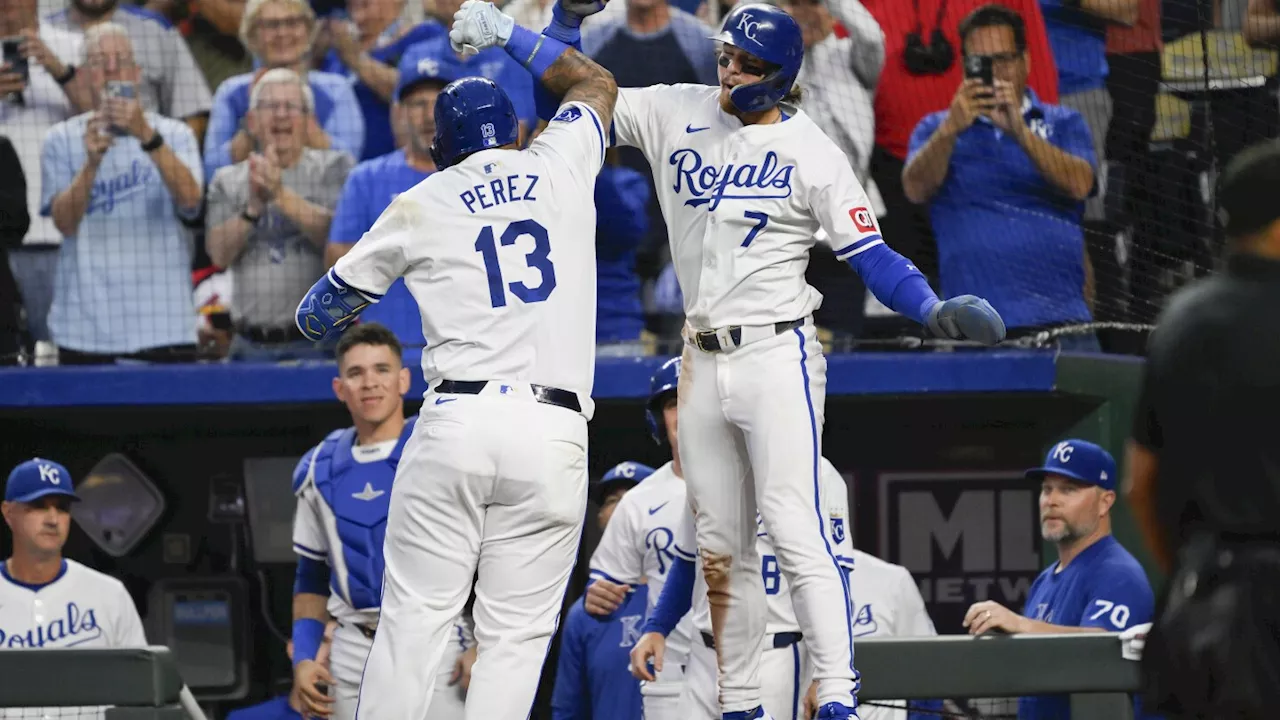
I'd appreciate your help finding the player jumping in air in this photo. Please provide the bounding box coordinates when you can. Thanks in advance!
[449,1,1007,718]
[294,23,619,720]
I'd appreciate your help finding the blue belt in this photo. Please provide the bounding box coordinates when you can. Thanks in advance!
[701,630,802,650]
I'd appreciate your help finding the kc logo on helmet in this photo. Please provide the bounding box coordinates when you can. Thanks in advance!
[735,12,764,45]
[849,206,876,233]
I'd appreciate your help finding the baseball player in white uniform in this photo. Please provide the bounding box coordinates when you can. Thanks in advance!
[631,458,854,720]
[294,24,619,718]
[0,458,147,720]
[584,357,696,720]
[290,324,473,720]
[451,2,1009,717]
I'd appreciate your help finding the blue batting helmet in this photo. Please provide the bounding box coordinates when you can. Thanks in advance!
[592,461,656,503]
[712,3,804,113]
[429,77,519,170]
[646,357,681,445]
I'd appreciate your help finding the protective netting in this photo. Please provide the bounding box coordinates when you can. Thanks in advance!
[1,0,1275,364]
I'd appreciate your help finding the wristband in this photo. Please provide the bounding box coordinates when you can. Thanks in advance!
[54,65,76,86]
[140,132,164,153]
[292,617,325,666]
[504,25,570,78]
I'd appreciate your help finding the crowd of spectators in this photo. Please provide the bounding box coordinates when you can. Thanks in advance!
[0,0,1272,365]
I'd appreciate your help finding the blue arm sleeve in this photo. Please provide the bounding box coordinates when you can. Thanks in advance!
[293,556,331,596]
[642,557,694,636]
[292,617,325,666]
[550,611,589,720]
[533,4,586,121]
[844,243,940,324]
[295,268,377,343]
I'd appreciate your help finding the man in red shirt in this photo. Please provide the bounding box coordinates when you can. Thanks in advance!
[862,0,1058,291]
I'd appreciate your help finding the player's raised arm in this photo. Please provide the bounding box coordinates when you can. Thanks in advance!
[809,160,1007,345]
[447,1,618,130]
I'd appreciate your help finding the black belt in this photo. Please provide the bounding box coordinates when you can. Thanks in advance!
[241,325,298,344]
[339,620,377,640]
[701,630,802,650]
[435,380,582,413]
[692,319,804,353]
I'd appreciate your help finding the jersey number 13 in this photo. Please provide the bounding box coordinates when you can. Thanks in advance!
[474,219,557,308]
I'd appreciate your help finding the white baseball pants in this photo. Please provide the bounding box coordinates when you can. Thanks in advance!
[679,633,811,720]
[641,663,687,720]
[330,622,467,720]
[354,390,589,720]
[678,322,858,712]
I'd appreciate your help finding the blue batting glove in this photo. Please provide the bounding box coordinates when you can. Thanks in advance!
[926,295,1007,346]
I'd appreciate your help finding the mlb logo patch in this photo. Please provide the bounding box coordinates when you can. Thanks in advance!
[830,517,845,544]
[553,106,583,124]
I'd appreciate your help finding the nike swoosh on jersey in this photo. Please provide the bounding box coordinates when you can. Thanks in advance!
[434,397,456,405]
[649,501,669,515]
[686,125,710,133]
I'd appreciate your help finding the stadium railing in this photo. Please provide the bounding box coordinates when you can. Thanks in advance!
[0,635,1139,720]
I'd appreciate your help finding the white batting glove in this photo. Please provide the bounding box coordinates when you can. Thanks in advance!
[449,0,515,56]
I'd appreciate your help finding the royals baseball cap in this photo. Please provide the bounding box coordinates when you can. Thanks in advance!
[1025,440,1117,491]
[591,461,656,503]
[395,53,462,102]
[1217,139,1280,239]
[5,458,80,503]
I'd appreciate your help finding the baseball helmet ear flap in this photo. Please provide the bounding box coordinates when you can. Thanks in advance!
[712,3,804,113]
[645,357,681,445]
[429,139,446,170]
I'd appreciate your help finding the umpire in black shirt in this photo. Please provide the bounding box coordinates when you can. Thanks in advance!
[1125,138,1280,720]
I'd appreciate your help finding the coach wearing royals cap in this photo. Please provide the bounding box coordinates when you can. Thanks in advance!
[963,439,1155,720]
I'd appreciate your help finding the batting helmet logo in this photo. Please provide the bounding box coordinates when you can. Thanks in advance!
[735,12,764,45]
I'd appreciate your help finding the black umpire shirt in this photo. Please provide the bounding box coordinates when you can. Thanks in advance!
[1132,252,1280,546]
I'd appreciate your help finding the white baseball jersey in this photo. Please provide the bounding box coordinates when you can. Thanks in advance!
[676,458,855,636]
[589,462,697,664]
[333,102,606,416]
[0,558,147,719]
[611,85,885,330]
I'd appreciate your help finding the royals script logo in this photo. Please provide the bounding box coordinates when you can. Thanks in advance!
[87,159,155,215]
[0,602,103,648]
[669,149,795,210]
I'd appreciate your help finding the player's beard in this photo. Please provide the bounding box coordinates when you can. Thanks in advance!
[1041,514,1097,545]
[72,0,118,21]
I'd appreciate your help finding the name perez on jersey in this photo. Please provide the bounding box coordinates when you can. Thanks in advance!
[457,173,540,214]
[669,149,796,210]
[0,601,102,648]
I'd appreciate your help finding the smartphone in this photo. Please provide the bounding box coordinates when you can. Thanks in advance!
[104,80,136,135]
[963,54,994,86]
[1,37,27,84]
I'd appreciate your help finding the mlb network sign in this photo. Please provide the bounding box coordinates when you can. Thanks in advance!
[878,472,1042,632]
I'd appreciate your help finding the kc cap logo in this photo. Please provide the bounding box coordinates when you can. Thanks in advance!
[616,462,637,478]
[736,11,764,45]
[849,206,876,233]
[1050,441,1074,464]
[417,58,440,76]
[38,462,62,485]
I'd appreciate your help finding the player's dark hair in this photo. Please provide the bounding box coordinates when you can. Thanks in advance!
[958,3,1028,54]
[335,323,403,365]
[783,81,803,106]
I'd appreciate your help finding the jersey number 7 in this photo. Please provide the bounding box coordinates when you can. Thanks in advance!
[474,219,557,308]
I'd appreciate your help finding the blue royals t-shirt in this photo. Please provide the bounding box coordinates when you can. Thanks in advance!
[551,586,647,720]
[907,90,1097,329]
[328,148,431,346]
[1019,535,1157,720]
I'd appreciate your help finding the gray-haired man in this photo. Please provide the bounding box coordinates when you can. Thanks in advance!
[205,67,354,360]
